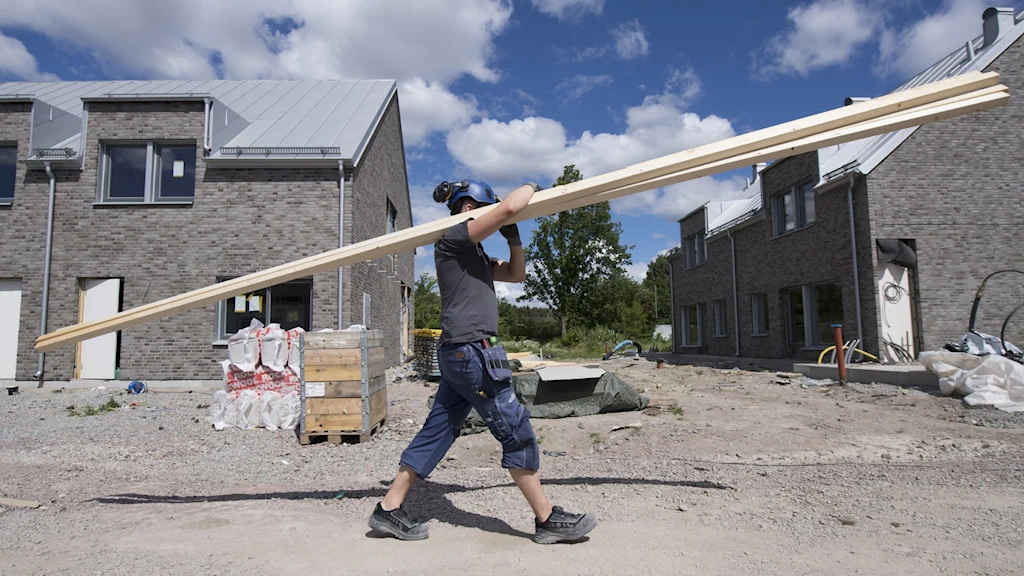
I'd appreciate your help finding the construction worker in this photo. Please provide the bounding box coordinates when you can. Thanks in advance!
[368,179,598,544]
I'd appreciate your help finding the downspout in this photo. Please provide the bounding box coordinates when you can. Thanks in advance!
[34,162,56,387]
[728,229,740,356]
[846,173,863,342]
[202,98,212,153]
[337,161,346,329]
[668,255,675,352]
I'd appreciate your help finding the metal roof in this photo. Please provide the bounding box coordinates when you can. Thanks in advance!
[0,79,397,167]
[817,8,1024,184]
[705,175,763,237]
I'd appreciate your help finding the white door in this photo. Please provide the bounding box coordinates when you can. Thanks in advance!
[0,280,22,380]
[79,278,120,380]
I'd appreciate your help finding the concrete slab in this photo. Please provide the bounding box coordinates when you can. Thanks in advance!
[793,363,939,389]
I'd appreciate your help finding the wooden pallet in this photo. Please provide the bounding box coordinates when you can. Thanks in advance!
[297,417,385,445]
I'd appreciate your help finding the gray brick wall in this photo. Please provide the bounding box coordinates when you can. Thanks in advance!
[670,210,736,355]
[1,98,412,381]
[868,34,1024,352]
[0,103,44,380]
[671,152,877,360]
[347,95,414,366]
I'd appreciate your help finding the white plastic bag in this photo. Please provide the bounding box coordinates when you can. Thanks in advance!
[210,390,229,431]
[286,327,305,370]
[919,350,1024,412]
[259,391,283,430]
[279,391,300,431]
[228,318,263,372]
[260,324,289,372]
[236,390,260,430]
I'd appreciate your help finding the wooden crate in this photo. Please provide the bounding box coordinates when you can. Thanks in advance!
[298,330,387,444]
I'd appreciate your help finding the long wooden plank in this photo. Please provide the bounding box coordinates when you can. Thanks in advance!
[309,375,387,398]
[304,347,385,367]
[34,73,1006,352]
[304,360,386,382]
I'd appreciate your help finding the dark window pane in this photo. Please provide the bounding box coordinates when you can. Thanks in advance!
[223,291,267,337]
[814,284,844,344]
[158,147,196,198]
[108,147,147,199]
[787,289,805,346]
[687,305,699,344]
[269,282,312,331]
[801,182,815,224]
[0,147,15,200]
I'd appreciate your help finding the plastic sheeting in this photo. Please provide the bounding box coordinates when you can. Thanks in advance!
[919,350,1024,412]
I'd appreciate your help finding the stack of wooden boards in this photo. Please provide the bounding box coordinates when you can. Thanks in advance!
[32,71,1010,353]
[298,330,387,445]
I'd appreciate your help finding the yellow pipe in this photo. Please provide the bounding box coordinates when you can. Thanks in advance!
[817,346,878,364]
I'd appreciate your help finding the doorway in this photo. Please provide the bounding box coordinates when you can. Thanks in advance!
[77,278,122,380]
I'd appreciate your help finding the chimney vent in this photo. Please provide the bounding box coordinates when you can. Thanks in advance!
[751,162,767,182]
[983,7,1015,47]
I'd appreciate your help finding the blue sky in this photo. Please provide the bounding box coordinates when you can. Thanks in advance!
[0,0,1010,303]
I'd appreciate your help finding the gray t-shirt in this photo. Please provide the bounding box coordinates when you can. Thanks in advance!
[435,220,499,346]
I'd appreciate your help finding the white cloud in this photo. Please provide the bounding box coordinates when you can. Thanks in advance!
[398,78,481,146]
[612,19,650,60]
[0,32,59,81]
[447,68,734,189]
[877,0,988,78]
[624,262,649,281]
[556,74,614,102]
[0,0,512,145]
[758,0,993,80]
[530,0,604,20]
[409,183,453,226]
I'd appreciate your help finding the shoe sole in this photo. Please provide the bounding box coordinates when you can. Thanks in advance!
[533,515,598,544]
[368,516,429,541]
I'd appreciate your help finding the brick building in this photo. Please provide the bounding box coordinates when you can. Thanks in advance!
[0,80,414,383]
[669,7,1024,361]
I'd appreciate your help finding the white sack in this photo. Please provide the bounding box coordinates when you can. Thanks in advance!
[280,391,300,431]
[210,390,229,431]
[287,327,305,371]
[260,324,289,372]
[236,390,261,429]
[919,350,1024,412]
[259,391,283,431]
[228,318,263,372]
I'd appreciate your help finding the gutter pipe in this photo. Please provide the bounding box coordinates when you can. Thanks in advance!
[846,173,864,342]
[338,161,346,329]
[34,162,56,387]
[728,229,740,356]
[668,254,675,352]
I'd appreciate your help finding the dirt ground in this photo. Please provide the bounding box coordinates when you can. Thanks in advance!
[2,355,1023,575]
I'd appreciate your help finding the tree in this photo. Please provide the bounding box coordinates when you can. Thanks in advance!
[522,165,633,337]
[640,254,672,326]
[414,272,441,329]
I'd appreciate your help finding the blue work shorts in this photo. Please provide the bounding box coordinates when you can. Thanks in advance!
[399,342,539,478]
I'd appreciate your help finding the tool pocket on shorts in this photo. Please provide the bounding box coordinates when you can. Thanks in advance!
[480,345,513,386]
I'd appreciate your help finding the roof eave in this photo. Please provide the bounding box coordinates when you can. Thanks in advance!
[204,156,350,169]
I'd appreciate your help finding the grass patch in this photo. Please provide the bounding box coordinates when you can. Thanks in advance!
[67,397,120,417]
[669,406,684,416]
[589,432,602,444]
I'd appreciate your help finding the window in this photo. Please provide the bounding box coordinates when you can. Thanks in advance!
[713,300,727,337]
[752,293,769,335]
[682,304,704,346]
[99,142,196,203]
[772,181,815,236]
[386,198,398,274]
[809,283,843,345]
[785,288,806,351]
[0,145,16,202]
[684,232,706,269]
[216,278,313,341]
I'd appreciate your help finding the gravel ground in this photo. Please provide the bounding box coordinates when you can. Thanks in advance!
[1,356,1023,575]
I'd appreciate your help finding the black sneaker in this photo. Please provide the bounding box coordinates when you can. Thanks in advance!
[368,502,429,541]
[534,505,598,544]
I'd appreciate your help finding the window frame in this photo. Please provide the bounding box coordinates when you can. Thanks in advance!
[751,293,769,336]
[682,303,704,347]
[214,277,314,343]
[0,143,17,204]
[684,232,706,269]
[713,299,727,337]
[98,140,197,205]
[772,180,816,237]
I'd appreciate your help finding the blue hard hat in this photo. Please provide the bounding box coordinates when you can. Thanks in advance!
[433,179,500,214]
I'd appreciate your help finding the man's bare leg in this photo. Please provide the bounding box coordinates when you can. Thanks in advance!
[382,465,418,510]
[510,468,553,521]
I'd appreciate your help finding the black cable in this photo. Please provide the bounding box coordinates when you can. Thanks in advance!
[968,269,1024,333]
[1000,301,1024,358]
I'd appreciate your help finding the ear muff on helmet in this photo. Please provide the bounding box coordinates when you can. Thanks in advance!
[433,179,499,214]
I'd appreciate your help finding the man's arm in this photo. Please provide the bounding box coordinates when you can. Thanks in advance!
[492,241,525,283]
[466,183,538,244]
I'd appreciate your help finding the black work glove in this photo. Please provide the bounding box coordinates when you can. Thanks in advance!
[500,223,521,246]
